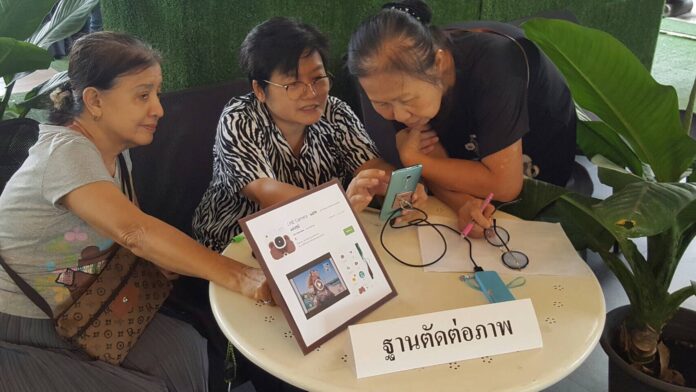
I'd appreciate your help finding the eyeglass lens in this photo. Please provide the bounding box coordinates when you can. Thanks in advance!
[502,251,529,270]
[485,226,510,247]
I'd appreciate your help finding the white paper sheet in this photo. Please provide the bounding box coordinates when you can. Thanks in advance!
[419,217,590,276]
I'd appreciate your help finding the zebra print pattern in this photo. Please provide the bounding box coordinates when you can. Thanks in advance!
[192,93,379,252]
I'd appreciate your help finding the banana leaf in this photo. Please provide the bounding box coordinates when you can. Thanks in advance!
[592,155,646,192]
[499,178,614,251]
[16,71,68,113]
[523,19,696,182]
[0,38,52,78]
[577,120,643,177]
[590,182,696,239]
[0,0,55,41]
[28,0,99,49]
[551,192,616,253]
[672,197,696,272]
[683,76,695,133]
[499,177,568,219]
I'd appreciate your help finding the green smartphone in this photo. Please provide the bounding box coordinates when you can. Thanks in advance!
[380,164,423,221]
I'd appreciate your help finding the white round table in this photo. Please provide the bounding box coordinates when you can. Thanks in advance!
[210,199,605,391]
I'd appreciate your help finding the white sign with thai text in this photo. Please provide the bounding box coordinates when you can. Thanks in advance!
[349,298,542,378]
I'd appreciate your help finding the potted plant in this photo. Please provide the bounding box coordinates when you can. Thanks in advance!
[0,0,98,121]
[502,19,696,390]
[1,0,97,191]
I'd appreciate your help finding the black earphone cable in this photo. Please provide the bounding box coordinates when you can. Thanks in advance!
[379,207,482,271]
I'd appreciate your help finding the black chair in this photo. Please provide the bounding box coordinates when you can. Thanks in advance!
[130,80,250,236]
[129,80,252,391]
[0,118,40,194]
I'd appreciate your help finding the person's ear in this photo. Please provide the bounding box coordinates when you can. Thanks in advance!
[434,49,446,75]
[252,80,266,103]
[82,87,103,120]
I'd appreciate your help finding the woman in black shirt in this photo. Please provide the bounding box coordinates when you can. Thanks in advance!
[347,0,576,232]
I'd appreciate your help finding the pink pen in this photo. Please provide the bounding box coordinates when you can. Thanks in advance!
[460,192,494,238]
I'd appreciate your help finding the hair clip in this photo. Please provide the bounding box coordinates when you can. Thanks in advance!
[49,88,71,109]
[387,4,422,22]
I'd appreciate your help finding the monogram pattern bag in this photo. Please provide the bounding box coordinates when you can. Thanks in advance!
[55,245,171,364]
[0,154,171,365]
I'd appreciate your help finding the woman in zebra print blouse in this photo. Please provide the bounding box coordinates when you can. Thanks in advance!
[192,17,429,252]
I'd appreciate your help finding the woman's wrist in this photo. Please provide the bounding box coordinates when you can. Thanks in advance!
[399,150,424,167]
[209,255,247,293]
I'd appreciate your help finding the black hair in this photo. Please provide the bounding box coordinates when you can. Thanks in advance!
[239,17,329,88]
[49,31,161,125]
[347,0,445,84]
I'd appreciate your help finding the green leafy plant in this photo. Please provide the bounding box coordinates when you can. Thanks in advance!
[507,19,696,385]
[0,0,98,120]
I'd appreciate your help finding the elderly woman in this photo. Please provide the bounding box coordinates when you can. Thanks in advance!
[347,0,577,234]
[0,31,270,391]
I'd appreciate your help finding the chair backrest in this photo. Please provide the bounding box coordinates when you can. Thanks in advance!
[0,118,40,194]
[130,80,251,235]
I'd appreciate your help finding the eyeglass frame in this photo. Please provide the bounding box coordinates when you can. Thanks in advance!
[262,73,333,100]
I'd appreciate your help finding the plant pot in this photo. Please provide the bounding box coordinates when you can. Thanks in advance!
[601,305,696,391]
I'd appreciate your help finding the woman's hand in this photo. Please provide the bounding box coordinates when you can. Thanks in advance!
[239,266,274,304]
[457,197,495,239]
[346,169,389,212]
[395,126,439,165]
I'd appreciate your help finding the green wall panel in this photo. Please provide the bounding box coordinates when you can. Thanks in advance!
[101,0,662,98]
[480,0,664,69]
[101,0,481,95]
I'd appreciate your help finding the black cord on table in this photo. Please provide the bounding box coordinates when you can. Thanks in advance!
[379,207,483,271]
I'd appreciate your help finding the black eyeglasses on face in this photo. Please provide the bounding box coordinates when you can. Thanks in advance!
[263,74,333,100]
[484,219,529,270]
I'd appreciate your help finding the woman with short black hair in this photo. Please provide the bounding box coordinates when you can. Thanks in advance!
[193,17,427,252]
[347,0,577,233]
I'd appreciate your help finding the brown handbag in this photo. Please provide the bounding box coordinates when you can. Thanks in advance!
[0,154,172,365]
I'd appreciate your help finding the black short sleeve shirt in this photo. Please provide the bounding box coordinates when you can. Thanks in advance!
[427,22,577,185]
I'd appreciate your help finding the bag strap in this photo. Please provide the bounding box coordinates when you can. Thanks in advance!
[0,153,132,319]
[0,254,54,318]
[445,27,530,91]
[117,153,133,202]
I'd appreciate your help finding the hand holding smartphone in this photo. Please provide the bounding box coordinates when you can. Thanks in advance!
[380,164,423,221]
